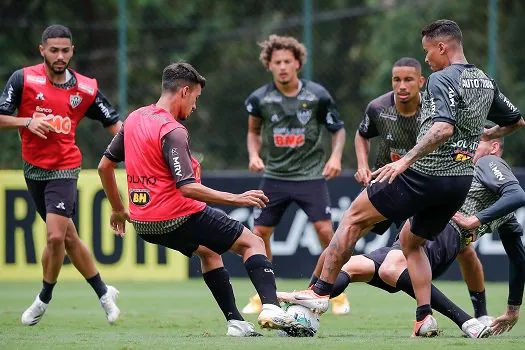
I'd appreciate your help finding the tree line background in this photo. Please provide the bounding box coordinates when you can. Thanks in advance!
[1,0,524,170]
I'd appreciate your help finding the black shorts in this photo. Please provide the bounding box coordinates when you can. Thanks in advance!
[138,206,244,258]
[369,219,405,235]
[253,178,331,226]
[25,178,77,220]
[363,223,461,281]
[359,186,404,235]
[367,168,472,240]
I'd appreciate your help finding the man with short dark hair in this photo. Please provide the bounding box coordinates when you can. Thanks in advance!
[355,56,423,188]
[98,61,311,337]
[0,24,121,326]
[280,19,524,337]
[355,56,490,319]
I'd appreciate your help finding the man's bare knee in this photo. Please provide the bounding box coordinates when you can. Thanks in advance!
[399,225,425,256]
[253,226,273,240]
[246,233,265,250]
[458,245,477,261]
[229,228,266,257]
[64,228,81,250]
[195,246,222,264]
[378,264,403,286]
[47,232,66,249]
[342,255,376,282]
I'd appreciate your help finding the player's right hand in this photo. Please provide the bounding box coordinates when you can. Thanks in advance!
[28,112,55,139]
[354,167,372,186]
[491,306,520,335]
[110,210,130,237]
[248,156,265,173]
[234,190,269,208]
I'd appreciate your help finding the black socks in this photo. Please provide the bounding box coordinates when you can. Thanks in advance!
[396,270,470,327]
[86,273,108,299]
[244,254,279,306]
[203,267,243,321]
[313,279,333,296]
[469,290,488,318]
[331,272,351,298]
[39,280,56,304]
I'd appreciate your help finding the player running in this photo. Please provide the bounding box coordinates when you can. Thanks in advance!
[243,34,349,315]
[98,62,311,337]
[0,24,121,326]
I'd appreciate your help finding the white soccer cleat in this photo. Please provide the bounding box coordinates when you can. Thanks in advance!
[461,318,492,338]
[412,314,440,337]
[277,289,329,314]
[227,320,263,337]
[477,315,496,327]
[100,285,120,324]
[257,303,314,337]
[21,295,48,326]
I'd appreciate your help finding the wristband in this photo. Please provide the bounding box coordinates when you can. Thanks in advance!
[25,117,33,128]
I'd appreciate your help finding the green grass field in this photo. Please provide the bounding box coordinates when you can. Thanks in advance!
[1,279,523,349]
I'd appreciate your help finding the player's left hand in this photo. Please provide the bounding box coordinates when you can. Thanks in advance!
[372,158,409,184]
[492,306,520,336]
[323,156,342,180]
[110,210,130,237]
[481,129,491,142]
[451,212,481,230]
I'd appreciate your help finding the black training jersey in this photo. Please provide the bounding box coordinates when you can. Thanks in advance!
[412,64,521,177]
[358,91,420,169]
[451,155,520,248]
[245,79,344,180]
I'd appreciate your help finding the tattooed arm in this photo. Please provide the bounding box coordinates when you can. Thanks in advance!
[372,121,453,183]
[403,121,454,164]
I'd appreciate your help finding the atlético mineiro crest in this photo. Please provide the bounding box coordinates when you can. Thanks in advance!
[70,94,83,108]
[296,108,312,125]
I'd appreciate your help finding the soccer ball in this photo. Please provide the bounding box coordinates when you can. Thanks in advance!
[285,304,320,335]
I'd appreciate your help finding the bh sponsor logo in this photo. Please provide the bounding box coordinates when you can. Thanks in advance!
[273,127,305,148]
[129,189,151,206]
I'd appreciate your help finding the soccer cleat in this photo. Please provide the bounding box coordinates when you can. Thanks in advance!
[461,318,492,338]
[331,293,350,315]
[258,303,314,337]
[412,314,440,337]
[100,285,120,324]
[21,295,48,326]
[227,320,263,337]
[477,315,495,327]
[242,293,262,314]
[277,289,329,314]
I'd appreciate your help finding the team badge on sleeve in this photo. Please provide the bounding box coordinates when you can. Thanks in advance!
[70,94,83,108]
